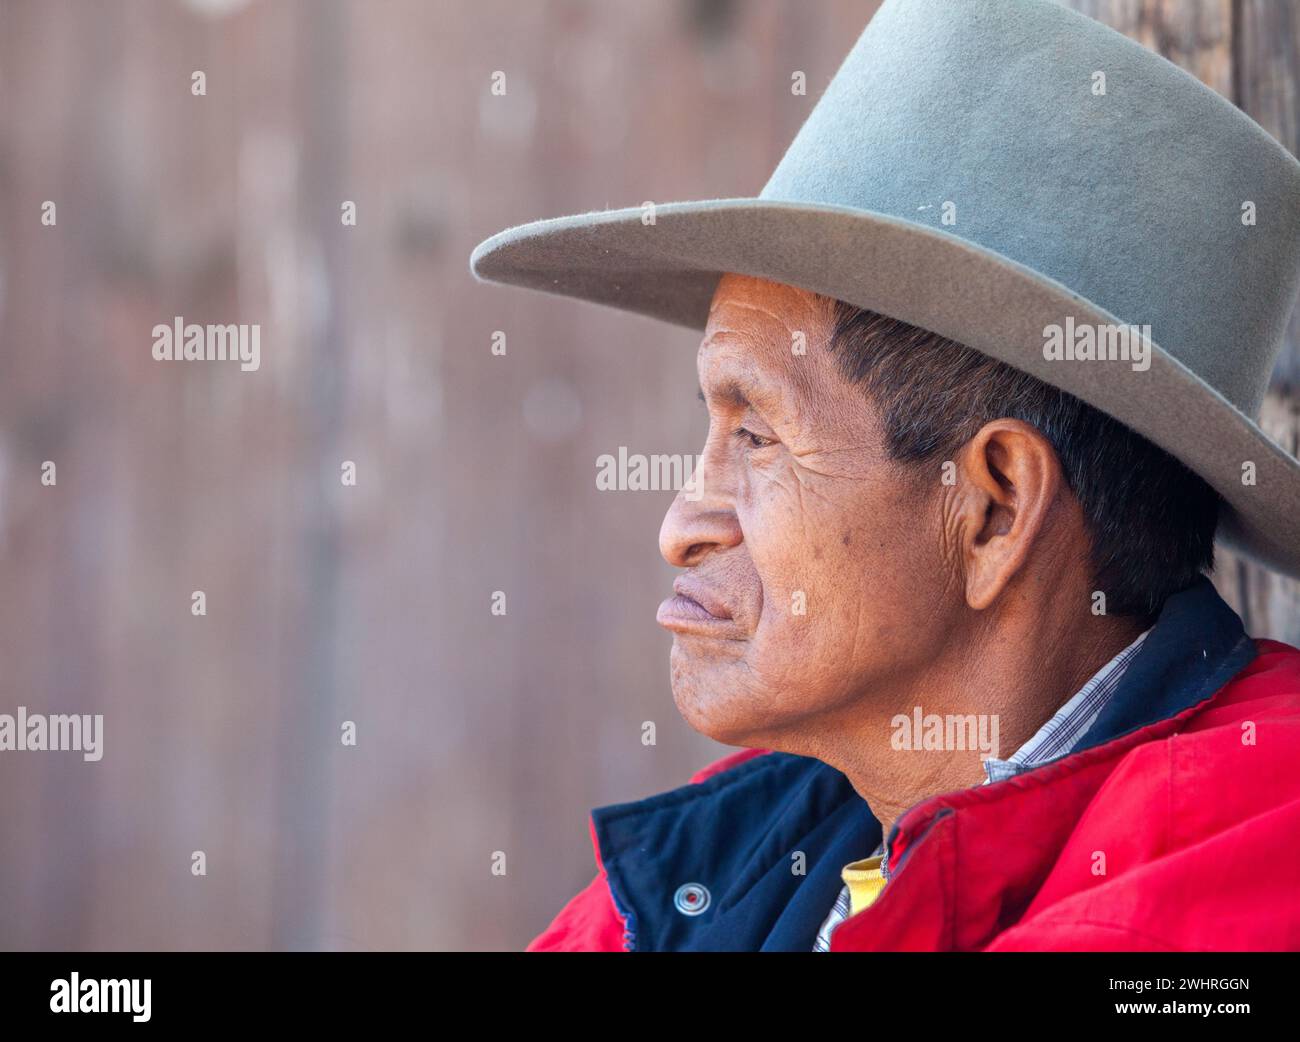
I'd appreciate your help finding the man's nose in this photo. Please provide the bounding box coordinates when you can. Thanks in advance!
[659,492,743,568]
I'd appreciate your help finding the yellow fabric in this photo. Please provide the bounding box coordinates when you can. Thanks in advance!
[840,854,887,917]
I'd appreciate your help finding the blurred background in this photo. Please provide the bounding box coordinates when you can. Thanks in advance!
[0,0,1296,951]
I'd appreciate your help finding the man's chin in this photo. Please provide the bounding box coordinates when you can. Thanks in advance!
[670,682,752,746]
[669,650,770,747]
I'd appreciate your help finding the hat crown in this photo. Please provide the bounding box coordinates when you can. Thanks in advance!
[760,0,1300,418]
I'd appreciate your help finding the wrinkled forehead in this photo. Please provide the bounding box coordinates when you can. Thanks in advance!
[698,273,839,398]
[703,274,828,342]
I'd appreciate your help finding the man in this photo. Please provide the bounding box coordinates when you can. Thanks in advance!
[470,0,1300,950]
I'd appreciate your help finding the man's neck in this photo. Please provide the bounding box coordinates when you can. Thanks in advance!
[815,608,1150,843]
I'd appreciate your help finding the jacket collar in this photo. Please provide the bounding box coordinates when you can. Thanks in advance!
[592,749,876,951]
[592,576,1255,951]
[1075,576,1255,752]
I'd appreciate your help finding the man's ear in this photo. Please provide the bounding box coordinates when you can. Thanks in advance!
[951,419,1063,611]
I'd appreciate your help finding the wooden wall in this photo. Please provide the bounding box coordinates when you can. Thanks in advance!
[0,0,880,952]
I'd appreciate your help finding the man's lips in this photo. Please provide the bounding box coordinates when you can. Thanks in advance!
[671,577,733,619]
[657,577,742,636]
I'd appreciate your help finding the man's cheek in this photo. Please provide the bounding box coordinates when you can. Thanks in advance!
[745,544,823,626]
[743,465,811,534]
[764,581,814,627]
[749,581,825,670]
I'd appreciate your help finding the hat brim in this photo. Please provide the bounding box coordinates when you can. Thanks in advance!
[470,197,1300,579]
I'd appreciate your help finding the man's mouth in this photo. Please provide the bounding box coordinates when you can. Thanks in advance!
[657,577,740,636]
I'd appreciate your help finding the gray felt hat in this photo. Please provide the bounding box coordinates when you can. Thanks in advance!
[470,0,1300,578]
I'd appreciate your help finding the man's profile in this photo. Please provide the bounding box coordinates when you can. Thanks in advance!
[470,0,1300,951]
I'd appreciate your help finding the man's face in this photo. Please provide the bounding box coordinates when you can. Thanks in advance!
[657,273,953,751]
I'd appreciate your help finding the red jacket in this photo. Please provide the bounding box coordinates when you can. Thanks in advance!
[529,585,1300,951]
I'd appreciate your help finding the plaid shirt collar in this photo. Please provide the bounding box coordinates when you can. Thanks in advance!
[981,626,1151,784]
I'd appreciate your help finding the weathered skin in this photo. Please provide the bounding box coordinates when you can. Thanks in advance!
[656,273,1146,839]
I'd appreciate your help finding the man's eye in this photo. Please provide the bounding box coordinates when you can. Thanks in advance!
[733,427,775,449]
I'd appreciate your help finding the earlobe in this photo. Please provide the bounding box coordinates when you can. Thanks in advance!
[963,497,1008,611]
[956,421,1062,612]
[942,445,998,612]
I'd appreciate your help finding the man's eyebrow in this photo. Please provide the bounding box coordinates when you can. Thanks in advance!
[697,381,760,409]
